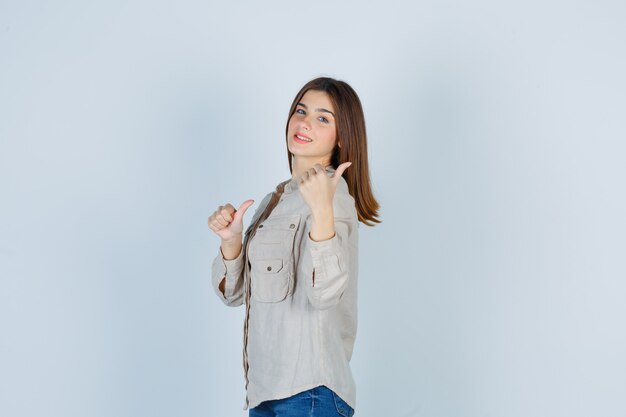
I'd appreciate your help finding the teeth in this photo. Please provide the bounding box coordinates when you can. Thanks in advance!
[296,135,312,142]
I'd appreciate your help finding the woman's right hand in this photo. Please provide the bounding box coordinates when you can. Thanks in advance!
[208,199,255,243]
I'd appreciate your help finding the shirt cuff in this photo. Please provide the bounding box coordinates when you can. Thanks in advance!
[219,245,245,276]
[307,231,341,256]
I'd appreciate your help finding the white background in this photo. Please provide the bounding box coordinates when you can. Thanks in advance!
[1,1,625,416]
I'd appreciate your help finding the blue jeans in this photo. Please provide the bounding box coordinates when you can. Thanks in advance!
[248,385,355,417]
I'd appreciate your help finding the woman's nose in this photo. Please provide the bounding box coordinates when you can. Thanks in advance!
[300,117,311,130]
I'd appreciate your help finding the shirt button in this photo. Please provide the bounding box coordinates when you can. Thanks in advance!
[258,224,264,228]
[267,266,272,271]
[289,224,295,229]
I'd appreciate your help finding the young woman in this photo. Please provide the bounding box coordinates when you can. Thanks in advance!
[208,77,380,416]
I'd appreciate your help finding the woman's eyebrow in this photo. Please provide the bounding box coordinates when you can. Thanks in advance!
[297,102,335,118]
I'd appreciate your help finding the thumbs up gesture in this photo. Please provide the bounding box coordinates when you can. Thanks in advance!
[208,199,255,243]
[299,162,352,214]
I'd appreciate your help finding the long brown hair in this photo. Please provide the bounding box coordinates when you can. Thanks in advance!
[285,77,381,226]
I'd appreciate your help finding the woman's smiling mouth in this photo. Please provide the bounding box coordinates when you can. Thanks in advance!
[294,133,313,143]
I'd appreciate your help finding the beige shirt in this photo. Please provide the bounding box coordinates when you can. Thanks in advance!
[211,167,359,411]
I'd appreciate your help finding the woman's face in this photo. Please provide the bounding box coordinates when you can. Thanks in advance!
[287,90,337,165]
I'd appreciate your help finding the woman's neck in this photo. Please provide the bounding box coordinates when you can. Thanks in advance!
[291,156,332,180]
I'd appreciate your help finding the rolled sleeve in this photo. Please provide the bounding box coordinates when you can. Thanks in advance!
[211,246,245,306]
[301,191,357,310]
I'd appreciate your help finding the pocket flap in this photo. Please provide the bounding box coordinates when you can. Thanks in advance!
[256,258,284,274]
[258,214,301,231]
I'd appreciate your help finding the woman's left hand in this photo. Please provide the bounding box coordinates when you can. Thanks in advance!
[299,162,352,214]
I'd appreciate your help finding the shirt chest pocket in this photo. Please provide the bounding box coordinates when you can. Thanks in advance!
[248,214,301,303]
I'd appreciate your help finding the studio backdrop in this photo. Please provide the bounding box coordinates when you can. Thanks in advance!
[1,1,625,416]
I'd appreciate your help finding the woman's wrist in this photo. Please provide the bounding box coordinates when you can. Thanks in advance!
[220,236,243,260]
[310,207,335,241]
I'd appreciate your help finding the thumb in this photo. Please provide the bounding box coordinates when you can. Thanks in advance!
[233,199,255,223]
[332,162,352,181]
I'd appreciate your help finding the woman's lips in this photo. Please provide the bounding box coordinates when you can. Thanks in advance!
[293,133,313,144]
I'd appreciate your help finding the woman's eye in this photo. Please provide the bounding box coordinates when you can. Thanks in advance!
[319,116,329,123]
[296,109,305,115]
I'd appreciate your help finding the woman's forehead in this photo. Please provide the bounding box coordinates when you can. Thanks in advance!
[300,90,334,111]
